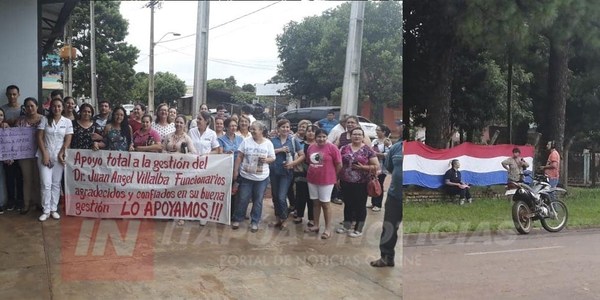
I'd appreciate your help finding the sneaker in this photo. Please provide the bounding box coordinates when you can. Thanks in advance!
[51,211,60,220]
[372,206,381,212]
[250,224,259,233]
[366,204,374,208]
[0,207,4,215]
[467,198,473,204]
[199,219,207,226]
[459,199,465,205]
[39,213,50,222]
[231,222,240,230]
[335,227,348,234]
[6,205,15,211]
[331,198,343,205]
[348,231,363,238]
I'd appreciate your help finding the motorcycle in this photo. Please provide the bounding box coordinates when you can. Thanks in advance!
[505,172,568,234]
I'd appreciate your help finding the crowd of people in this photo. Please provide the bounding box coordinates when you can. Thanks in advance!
[1,85,405,267]
[0,87,397,236]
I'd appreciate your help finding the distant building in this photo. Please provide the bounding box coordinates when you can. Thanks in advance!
[255,83,293,117]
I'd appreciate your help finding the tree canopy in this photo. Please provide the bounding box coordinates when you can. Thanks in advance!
[274,1,402,123]
[404,0,600,153]
[69,1,139,105]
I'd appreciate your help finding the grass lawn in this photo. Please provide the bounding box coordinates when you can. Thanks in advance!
[403,187,600,234]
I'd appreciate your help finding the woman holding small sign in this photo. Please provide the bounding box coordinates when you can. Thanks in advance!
[36,98,73,222]
[231,121,276,232]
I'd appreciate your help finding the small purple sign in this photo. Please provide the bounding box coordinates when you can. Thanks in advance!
[0,127,37,160]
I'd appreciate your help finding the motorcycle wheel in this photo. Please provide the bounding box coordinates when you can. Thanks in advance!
[512,200,532,234]
[540,200,568,232]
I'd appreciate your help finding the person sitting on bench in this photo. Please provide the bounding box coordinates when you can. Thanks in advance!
[444,159,472,205]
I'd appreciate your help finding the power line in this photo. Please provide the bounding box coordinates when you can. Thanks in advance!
[152,44,278,70]
[157,1,282,44]
[210,1,281,30]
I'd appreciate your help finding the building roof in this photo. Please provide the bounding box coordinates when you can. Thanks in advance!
[255,83,289,96]
[40,0,80,56]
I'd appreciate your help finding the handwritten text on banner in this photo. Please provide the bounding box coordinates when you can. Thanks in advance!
[65,149,233,224]
[0,127,37,160]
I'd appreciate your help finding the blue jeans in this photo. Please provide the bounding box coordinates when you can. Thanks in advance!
[233,176,270,225]
[549,178,559,188]
[270,172,293,220]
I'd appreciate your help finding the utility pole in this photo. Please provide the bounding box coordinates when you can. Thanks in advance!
[62,20,73,97]
[90,1,97,110]
[339,1,365,118]
[192,1,210,116]
[146,0,160,114]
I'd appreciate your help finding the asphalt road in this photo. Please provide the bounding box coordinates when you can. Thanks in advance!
[403,227,600,300]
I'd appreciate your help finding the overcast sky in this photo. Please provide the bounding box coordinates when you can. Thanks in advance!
[119,1,343,88]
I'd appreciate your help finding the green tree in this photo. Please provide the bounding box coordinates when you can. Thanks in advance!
[404,0,466,148]
[69,1,139,105]
[207,79,226,90]
[130,72,148,104]
[154,72,186,108]
[450,51,505,142]
[207,76,256,105]
[275,2,402,124]
[241,84,256,93]
[224,76,237,90]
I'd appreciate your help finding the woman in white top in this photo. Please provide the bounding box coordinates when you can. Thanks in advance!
[151,103,175,140]
[231,121,275,232]
[189,111,219,155]
[37,98,73,222]
[369,124,392,211]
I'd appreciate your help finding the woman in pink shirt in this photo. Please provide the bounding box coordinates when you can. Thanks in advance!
[305,128,342,239]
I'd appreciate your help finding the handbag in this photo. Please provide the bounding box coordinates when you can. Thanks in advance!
[367,169,382,197]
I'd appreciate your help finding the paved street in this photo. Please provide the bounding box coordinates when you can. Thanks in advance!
[0,198,401,300]
[404,227,600,300]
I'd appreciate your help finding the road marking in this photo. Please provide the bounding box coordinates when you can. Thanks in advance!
[465,246,564,256]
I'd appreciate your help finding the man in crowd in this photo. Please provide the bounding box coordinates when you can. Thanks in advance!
[540,141,560,188]
[326,114,348,144]
[241,104,256,124]
[317,110,338,134]
[216,104,228,119]
[371,119,404,268]
[501,147,529,183]
[2,85,22,126]
[1,85,24,211]
[92,100,111,140]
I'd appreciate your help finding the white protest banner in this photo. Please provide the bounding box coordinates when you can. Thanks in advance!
[65,149,233,224]
[0,127,37,160]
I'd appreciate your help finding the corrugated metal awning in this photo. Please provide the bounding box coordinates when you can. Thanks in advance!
[40,0,80,56]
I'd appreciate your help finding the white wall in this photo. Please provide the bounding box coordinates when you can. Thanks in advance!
[0,0,38,105]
